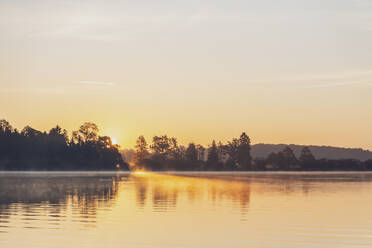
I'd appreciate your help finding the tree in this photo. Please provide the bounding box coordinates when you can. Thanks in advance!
[299,147,316,170]
[226,139,239,170]
[151,135,170,155]
[49,125,63,136]
[223,133,252,170]
[133,136,149,166]
[266,152,280,170]
[299,147,315,162]
[217,141,226,162]
[207,140,219,170]
[266,147,298,170]
[0,120,129,171]
[237,132,252,170]
[97,136,113,148]
[49,125,68,144]
[168,137,182,160]
[21,126,42,137]
[71,131,82,145]
[0,119,14,166]
[0,119,13,133]
[186,143,197,161]
[279,146,298,170]
[196,144,206,161]
[78,122,99,142]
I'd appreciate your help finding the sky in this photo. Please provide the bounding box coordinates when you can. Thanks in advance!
[1,0,372,149]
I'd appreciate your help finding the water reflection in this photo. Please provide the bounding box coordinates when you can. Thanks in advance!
[0,172,126,230]
[2,172,372,223]
[1,172,372,248]
[131,173,251,214]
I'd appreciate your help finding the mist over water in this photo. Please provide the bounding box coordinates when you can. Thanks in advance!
[1,172,372,247]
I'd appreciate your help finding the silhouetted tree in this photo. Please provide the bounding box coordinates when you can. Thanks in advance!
[196,144,206,161]
[279,146,298,170]
[266,146,298,170]
[253,158,266,171]
[0,119,128,171]
[2,118,369,172]
[299,147,316,170]
[133,136,149,168]
[223,133,252,170]
[237,132,252,170]
[72,131,82,145]
[266,152,280,170]
[21,126,42,137]
[151,135,170,156]
[168,137,183,160]
[186,143,197,161]
[0,119,13,133]
[79,122,99,142]
[225,139,239,170]
[207,141,220,170]
[185,143,198,170]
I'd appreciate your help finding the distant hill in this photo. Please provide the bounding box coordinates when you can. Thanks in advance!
[252,144,372,161]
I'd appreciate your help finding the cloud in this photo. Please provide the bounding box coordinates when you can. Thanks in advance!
[74,81,115,86]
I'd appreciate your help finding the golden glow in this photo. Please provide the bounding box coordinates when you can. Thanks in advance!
[1,1,372,150]
[133,171,146,175]
[111,137,118,145]
[2,173,372,247]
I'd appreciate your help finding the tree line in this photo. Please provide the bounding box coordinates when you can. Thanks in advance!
[2,118,372,171]
[132,133,252,171]
[132,133,372,171]
[0,119,128,171]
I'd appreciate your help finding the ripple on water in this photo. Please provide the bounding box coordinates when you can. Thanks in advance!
[0,172,372,248]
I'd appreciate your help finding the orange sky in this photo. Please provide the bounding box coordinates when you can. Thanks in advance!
[1,0,372,150]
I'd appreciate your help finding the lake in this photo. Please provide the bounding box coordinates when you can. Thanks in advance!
[1,172,372,248]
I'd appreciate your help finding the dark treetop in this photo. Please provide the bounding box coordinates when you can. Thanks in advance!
[0,119,129,171]
[128,133,372,171]
[2,118,372,172]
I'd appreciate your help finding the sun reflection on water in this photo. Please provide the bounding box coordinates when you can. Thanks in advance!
[2,172,372,248]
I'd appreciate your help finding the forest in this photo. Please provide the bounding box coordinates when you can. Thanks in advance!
[1,118,372,171]
[130,133,372,171]
[0,119,128,170]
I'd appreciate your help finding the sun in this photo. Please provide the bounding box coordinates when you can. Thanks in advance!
[111,137,118,145]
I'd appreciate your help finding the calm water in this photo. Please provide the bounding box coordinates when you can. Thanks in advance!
[1,172,372,248]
